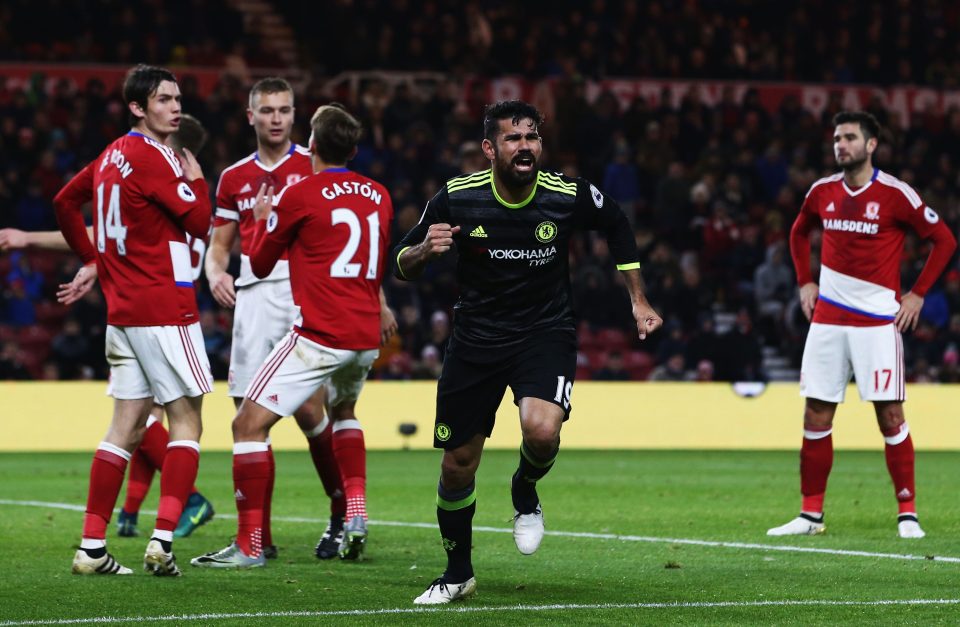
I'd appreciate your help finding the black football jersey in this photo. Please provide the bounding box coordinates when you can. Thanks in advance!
[394,169,639,349]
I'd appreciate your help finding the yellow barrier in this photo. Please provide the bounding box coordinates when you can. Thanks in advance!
[2,381,957,451]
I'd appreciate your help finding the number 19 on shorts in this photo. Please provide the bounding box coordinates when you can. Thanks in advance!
[554,376,572,409]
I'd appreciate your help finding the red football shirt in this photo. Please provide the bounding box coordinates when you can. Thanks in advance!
[249,168,393,350]
[214,144,311,286]
[790,169,955,326]
[54,132,212,326]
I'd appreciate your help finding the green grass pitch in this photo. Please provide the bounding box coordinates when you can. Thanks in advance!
[1,449,959,625]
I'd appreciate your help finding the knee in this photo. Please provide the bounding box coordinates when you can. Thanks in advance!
[522,416,561,453]
[294,405,320,430]
[127,423,147,450]
[875,402,905,431]
[803,399,835,429]
[231,407,259,441]
[440,450,479,488]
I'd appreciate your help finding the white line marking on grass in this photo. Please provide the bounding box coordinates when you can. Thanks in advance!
[1,599,959,625]
[3,499,959,564]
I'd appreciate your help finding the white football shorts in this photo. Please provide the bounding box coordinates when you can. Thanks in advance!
[244,329,378,417]
[105,323,213,403]
[800,322,905,403]
[228,279,301,397]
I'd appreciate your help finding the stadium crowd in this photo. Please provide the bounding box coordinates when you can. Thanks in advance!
[5,1,960,87]
[1,3,960,384]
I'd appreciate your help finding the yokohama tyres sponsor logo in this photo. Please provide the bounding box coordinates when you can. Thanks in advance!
[488,245,557,260]
[823,218,879,235]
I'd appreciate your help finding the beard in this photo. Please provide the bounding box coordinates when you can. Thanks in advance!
[837,150,868,172]
[493,150,539,187]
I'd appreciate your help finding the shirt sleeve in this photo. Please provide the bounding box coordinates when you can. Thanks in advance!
[896,196,958,296]
[572,179,639,270]
[250,184,301,279]
[391,188,447,279]
[214,172,239,226]
[53,162,97,264]
[789,186,821,286]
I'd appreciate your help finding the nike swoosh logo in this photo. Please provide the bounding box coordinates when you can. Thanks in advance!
[190,503,208,525]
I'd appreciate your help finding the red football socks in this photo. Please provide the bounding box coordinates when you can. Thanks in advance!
[333,420,366,520]
[800,427,833,514]
[81,443,131,544]
[304,417,346,516]
[154,442,200,534]
[883,423,916,515]
[233,442,272,557]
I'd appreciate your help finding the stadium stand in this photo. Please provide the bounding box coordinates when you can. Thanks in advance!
[0,0,958,382]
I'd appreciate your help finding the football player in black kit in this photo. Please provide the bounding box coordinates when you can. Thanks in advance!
[395,100,663,604]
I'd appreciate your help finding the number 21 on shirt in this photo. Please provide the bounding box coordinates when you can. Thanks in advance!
[330,207,380,279]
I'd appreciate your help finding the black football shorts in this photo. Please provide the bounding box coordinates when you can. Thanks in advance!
[433,331,577,449]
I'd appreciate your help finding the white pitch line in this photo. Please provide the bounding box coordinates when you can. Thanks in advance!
[2,499,959,564]
[1,599,959,626]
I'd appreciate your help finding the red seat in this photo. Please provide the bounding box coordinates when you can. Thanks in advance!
[624,350,654,381]
[25,250,69,280]
[34,300,69,326]
[0,324,16,343]
[595,328,630,351]
[577,323,599,350]
[584,349,608,370]
[18,325,53,350]
[17,349,46,379]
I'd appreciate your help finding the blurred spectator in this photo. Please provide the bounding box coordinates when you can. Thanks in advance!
[6,252,44,299]
[2,279,36,326]
[0,340,30,379]
[50,318,90,379]
[753,241,795,341]
[649,352,687,381]
[690,359,715,382]
[458,141,488,174]
[715,308,765,381]
[593,350,631,381]
[412,345,443,380]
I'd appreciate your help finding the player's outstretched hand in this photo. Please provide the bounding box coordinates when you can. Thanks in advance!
[380,304,398,346]
[632,302,663,341]
[209,272,237,308]
[252,183,275,222]
[57,263,98,305]
[422,223,460,256]
[180,147,204,182]
[895,292,924,332]
[799,282,819,321]
[0,228,27,251]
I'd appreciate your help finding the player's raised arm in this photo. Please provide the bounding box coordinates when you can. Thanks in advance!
[393,193,458,280]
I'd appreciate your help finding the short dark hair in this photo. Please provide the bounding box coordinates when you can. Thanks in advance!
[310,103,363,164]
[249,77,294,108]
[123,64,177,126]
[168,114,208,155]
[483,100,544,142]
[832,110,881,141]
